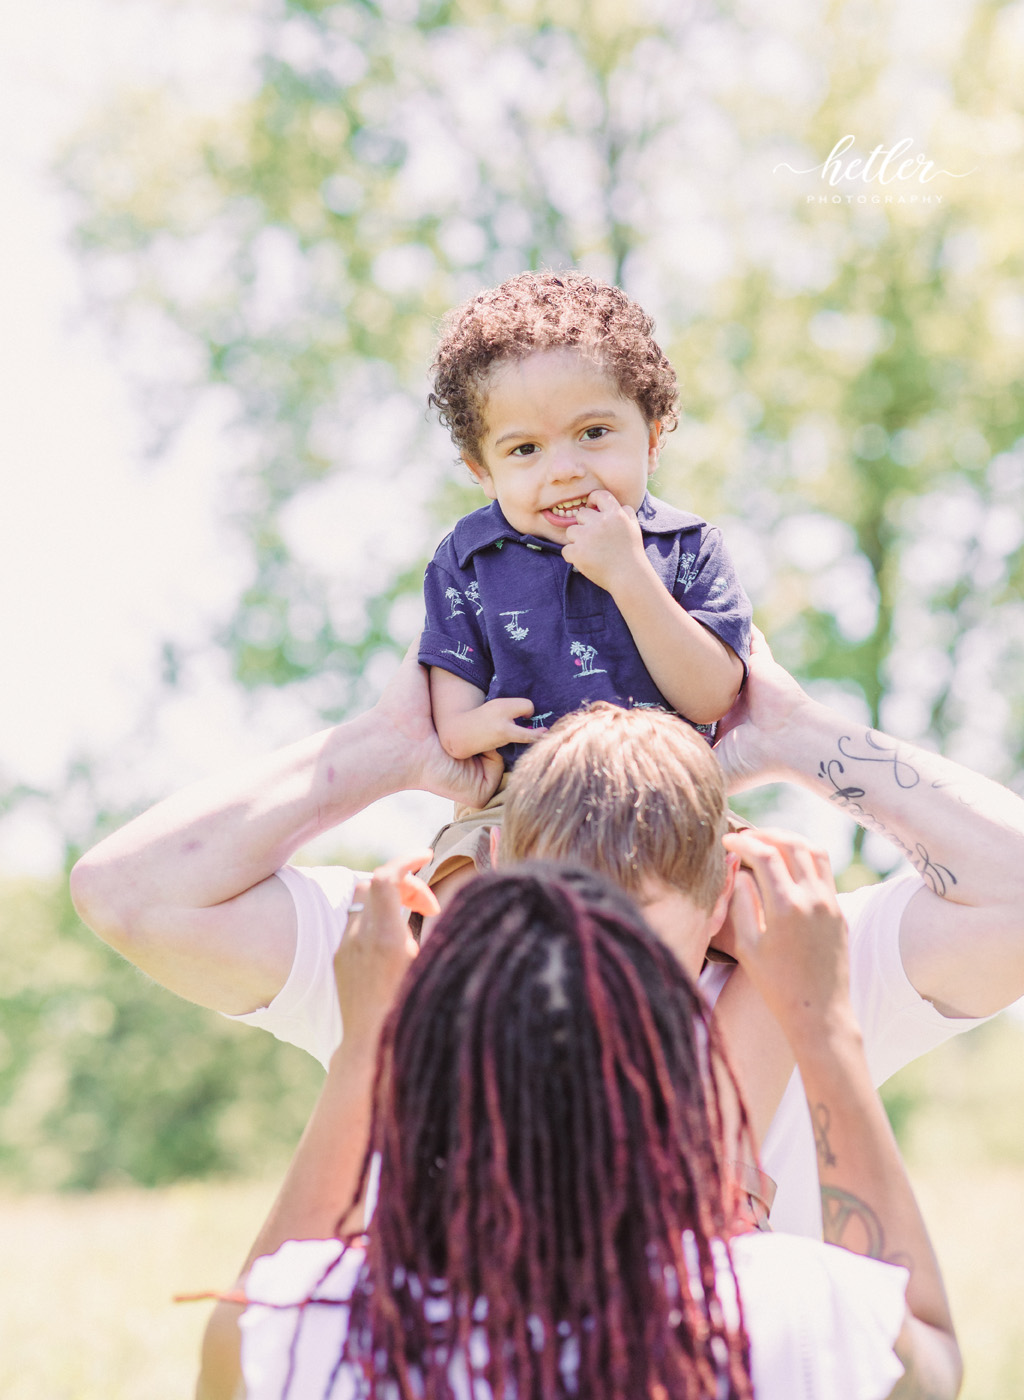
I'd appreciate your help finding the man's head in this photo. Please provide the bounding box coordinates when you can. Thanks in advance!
[500,703,733,974]
[429,270,679,468]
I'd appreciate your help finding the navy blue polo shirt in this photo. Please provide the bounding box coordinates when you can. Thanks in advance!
[419,493,751,767]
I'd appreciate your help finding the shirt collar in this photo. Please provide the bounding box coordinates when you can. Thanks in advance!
[452,494,705,568]
[451,501,550,568]
[636,492,708,535]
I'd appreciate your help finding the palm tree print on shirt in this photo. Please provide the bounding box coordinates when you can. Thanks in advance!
[445,587,465,619]
[570,641,606,677]
[500,610,529,641]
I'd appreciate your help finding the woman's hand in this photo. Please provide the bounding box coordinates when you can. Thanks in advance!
[335,851,439,1052]
[722,827,853,1050]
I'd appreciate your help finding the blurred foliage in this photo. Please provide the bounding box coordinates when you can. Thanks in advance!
[881,1011,1024,1165]
[57,0,1024,788]
[20,0,1023,1189]
[0,872,321,1190]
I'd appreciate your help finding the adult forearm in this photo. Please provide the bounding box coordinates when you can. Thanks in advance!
[727,827,961,1397]
[750,694,1024,909]
[195,1042,377,1400]
[719,634,1024,1017]
[71,651,502,1014]
[242,1037,377,1268]
[195,861,417,1400]
[793,1017,955,1341]
[71,710,407,932]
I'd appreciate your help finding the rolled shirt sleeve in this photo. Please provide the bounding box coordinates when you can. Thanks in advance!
[672,525,752,670]
[419,556,494,691]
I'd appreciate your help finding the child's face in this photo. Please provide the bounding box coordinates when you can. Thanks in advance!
[465,348,661,543]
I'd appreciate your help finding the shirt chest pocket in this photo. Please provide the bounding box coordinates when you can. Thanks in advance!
[563,570,608,636]
[565,613,606,639]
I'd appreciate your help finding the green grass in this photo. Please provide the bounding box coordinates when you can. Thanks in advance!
[2,1016,1021,1399]
[881,1012,1024,1400]
[0,1177,279,1400]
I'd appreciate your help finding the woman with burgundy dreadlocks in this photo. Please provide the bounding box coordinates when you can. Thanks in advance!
[197,837,960,1400]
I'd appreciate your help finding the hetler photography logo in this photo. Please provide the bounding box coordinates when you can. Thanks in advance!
[774,134,976,206]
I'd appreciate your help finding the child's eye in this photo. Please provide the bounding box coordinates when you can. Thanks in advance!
[509,443,538,457]
[581,426,609,441]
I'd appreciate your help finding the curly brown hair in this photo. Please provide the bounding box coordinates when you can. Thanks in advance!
[429,270,680,463]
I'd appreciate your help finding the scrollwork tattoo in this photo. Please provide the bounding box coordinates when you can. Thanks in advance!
[816,733,958,895]
[911,844,957,897]
[816,757,866,804]
[836,732,921,790]
[817,731,920,805]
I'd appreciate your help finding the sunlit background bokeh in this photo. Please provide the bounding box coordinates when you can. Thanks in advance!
[5,0,1024,882]
[2,1,1023,1395]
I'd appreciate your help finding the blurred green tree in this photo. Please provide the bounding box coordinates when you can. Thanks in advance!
[9,0,1020,1190]
[0,866,322,1190]
[60,0,1024,826]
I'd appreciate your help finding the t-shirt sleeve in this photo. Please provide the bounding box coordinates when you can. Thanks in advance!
[673,526,752,667]
[731,1231,907,1400]
[843,870,993,1085]
[223,864,356,1070]
[418,555,494,691]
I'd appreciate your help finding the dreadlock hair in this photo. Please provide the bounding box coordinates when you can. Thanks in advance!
[429,270,680,464]
[315,863,754,1400]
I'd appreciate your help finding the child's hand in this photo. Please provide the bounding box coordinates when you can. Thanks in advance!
[440,695,546,760]
[375,645,505,808]
[560,489,648,592]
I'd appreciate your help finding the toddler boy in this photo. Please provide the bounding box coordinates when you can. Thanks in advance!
[417,270,751,889]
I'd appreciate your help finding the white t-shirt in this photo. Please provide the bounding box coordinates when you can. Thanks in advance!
[230,865,989,1235]
[238,1231,908,1400]
[705,871,989,1236]
[229,863,359,1066]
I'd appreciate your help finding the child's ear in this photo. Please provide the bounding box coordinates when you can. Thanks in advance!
[464,455,498,500]
[646,421,662,475]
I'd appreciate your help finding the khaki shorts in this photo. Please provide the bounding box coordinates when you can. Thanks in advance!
[419,776,509,889]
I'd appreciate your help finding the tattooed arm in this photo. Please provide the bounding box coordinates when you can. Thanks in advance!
[715,629,1024,1017]
[729,828,962,1400]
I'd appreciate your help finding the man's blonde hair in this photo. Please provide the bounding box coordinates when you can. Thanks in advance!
[502,703,728,911]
